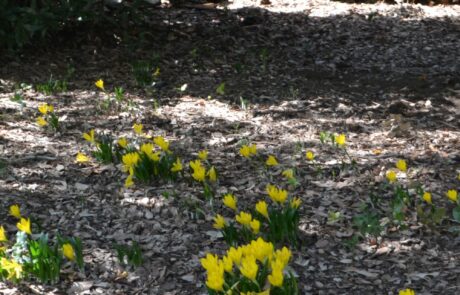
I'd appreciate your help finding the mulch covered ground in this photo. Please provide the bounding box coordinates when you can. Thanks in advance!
[0,0,459,294]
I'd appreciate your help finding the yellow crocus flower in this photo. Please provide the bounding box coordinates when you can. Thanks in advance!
[95,79,104,90]
[62,243,75,261]
[240,145,251,158]
[223,194,237,210]
[17,218,31,235]
[207,166,217,182]
[117,137,128,148]
[83,129,95,143]
[335,134,346,146]
[396,159,407,172]
[36,116,48,127]
[9,204,21,219]
[250,219,260,234]
[306,150,314,161]
[422,192,432,204]
[132,123,143,135]
[239,256,258,281]
[282,169,294,180]
[213,214,226,230]
[0,226,7,242]
[0,258,23,280]
[268,267,284,287]
[266,184,288,204]
[236,211,252,226]
[290,197,302,209]
[171,158,183,172]
[399,289,415,295]
[266,155,278,166]
[255,201,269,219]
[154,136,169,152]
[198,149,208,160]
[386,170,397,183]
[447,189,458,202]
[76,152,90,163]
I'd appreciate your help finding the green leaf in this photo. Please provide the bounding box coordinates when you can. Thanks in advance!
[216,82,225,95]
[453,206,460,222]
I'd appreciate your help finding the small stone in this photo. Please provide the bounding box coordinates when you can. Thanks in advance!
[75,183,89,191]
[145,211,154,219]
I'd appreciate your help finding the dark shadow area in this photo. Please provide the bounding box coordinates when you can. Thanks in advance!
[2,5,459,124]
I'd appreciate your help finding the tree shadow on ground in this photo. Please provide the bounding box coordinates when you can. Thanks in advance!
[2,5,459,114]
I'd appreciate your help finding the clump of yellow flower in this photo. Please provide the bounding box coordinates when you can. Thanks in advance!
[266,184,288,204]
[240,144,257,158]
[122,152,140,174]
[200,253,225,291]
[447,189,458,203]
[141,143,159,161]
[190,159,206,182]
[38,103,54,115]
[266,155,279,166]
[62,243,75,261]
[223,194,237,210]
[396,159,407,172]
[201,238,292,292]
[0,257,23,280]
[9,205,21,219]
[335,134,346,146]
